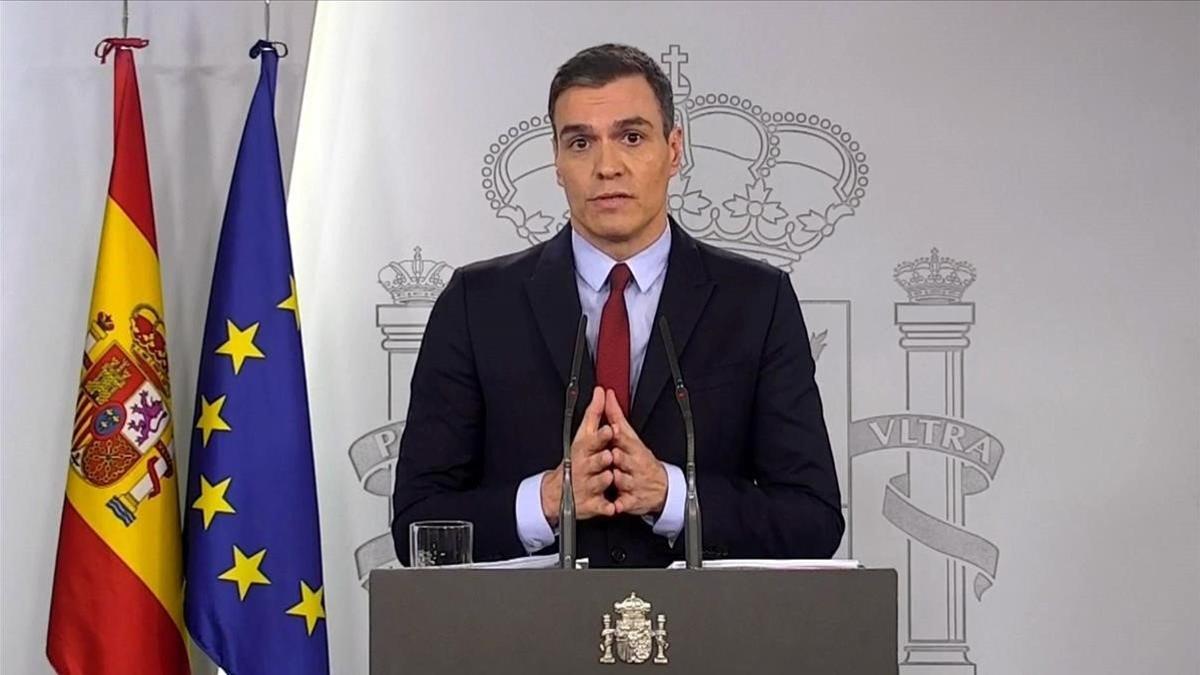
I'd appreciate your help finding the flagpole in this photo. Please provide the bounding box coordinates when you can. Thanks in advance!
[256,0,288,58]
[122,0,129,38]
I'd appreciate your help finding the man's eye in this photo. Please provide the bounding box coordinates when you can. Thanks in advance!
[569,137,589,150]
[624,132,643,144]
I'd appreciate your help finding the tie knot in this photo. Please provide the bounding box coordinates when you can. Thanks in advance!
[608,263,633,293]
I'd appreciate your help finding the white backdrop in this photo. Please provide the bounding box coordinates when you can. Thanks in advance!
[3,2,1199,674]
[288,2,1199,674]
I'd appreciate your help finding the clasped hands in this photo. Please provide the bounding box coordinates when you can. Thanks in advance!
[540,387,667,527]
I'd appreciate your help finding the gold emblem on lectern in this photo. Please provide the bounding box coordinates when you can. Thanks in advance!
[600,593,668,665]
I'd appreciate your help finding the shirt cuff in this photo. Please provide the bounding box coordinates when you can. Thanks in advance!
[515,472,557,554]
[643,462,685,544]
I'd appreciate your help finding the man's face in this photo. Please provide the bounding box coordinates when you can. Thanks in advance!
[553,75,682,251]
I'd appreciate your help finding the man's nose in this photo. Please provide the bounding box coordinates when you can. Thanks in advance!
[594,140,625,179]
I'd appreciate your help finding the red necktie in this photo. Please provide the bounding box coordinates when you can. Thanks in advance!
[595,263,633,416]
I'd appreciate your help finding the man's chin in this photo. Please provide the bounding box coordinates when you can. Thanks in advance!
[574,218,641,243]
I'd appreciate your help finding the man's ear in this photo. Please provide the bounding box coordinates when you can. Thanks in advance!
[550,133,558,154]
[551,135,564,186]
[668,125,684,177]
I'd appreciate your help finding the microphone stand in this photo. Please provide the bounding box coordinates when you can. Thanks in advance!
[560,315,587,570]
[658,317,702,569]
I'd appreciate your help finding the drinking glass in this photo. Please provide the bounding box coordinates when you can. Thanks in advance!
[408,520,473,567]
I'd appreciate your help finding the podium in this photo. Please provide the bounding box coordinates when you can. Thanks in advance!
[370,567,897,673]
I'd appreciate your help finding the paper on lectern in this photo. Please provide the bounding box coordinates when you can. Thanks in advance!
[666,559,861,570]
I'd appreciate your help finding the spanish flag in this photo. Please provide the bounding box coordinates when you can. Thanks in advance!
[46,38,190,675]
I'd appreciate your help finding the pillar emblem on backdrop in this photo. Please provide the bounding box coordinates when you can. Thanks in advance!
[354,45,1004,673]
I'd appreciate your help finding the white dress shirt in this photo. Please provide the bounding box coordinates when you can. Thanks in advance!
[514,224,686,554]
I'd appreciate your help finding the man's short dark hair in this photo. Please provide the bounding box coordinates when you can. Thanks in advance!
[548,43,675,140]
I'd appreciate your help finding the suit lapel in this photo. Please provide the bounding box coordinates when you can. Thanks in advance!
[524,226,595,416]
[525,220,712,430]
[630,220,714,430]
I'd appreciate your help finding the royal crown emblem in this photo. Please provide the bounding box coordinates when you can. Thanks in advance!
[129,304,170,395]
[893,247,977,304]
[599,592,668,665]
[377,247,454,306]
[482,45,869,271]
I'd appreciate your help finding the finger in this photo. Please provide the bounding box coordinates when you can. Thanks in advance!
[573,424,613,458]
[583,469,614,496]
[604,388,628,429]
[584,449,613,475]
[586,425,614,455]
[611,445,647,470]
[579,498,613,520]
[605,390,643,444]
[588,497,616,518]
[595,424,614,446]
[612,468,635,492]
[580,491,616,518]
[613,493,635,516]
[610,447,627,470]
[582,386,605,432]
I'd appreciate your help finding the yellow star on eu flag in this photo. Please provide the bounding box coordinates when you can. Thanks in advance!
[215,319,265,374]
[192,475,236,529]
[196,395,232,448]
[285,581,327,636]
[218,545,271,600]
[277,275,300,329]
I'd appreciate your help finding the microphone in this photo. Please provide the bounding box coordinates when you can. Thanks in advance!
[657,316,702,569]
[560,314,588,570]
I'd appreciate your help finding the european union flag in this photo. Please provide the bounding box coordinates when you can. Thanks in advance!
[184,42,328,674]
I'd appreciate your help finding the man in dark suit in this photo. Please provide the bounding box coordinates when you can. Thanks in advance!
[392,43,843,567]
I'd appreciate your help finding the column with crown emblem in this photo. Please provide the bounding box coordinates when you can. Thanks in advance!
[376,248,453,420]
[347,249,454,581]
[894,249,977,674]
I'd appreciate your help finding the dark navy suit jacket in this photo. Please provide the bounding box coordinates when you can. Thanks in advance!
[391,219,844,567]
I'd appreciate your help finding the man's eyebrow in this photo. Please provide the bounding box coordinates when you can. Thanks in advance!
[613,116,653,130]
[557,123,594,138]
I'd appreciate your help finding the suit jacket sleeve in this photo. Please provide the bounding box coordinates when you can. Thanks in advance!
[390,269,528,564]
[683,270,845,560]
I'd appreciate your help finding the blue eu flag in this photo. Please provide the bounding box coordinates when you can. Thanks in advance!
[184,42,328,674]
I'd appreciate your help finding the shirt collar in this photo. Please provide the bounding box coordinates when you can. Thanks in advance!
[570,223,671,293]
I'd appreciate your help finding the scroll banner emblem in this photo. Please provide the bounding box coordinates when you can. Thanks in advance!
[348,420,405,584]
[849,414,1004,599]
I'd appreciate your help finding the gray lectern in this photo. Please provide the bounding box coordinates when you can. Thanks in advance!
[370,568,897,674]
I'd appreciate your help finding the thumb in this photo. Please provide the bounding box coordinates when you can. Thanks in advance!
[604,388,629,430]
[581,386,605,432]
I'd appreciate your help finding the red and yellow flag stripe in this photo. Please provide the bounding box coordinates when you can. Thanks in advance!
[47,41,189,675]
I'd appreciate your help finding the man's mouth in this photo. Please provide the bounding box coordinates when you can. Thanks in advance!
[590,192,634,208]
